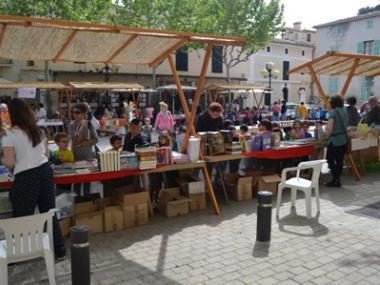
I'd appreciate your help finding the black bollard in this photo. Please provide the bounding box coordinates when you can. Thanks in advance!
[256,191,272,242]
[71,225,90,285]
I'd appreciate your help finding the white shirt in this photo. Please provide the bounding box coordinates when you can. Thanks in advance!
[2,128,48,175]
[37,108,47,119]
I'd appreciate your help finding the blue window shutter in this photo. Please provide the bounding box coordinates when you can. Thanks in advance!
[374,40,380,55]
[360,77,366,101]
[357,42,364,54]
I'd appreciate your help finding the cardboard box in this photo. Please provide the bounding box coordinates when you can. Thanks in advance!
[177,176,205,194]
[159,188,190,218]
[245,169,263,189]
[75,211,104,234]
[104,206,124,232]
[74,201,96,215]
[122,203,149,228]
[74,193,101,203]
[254,175,282,197]
[188,192,206,211]
[135,204,149,226]
[113,185,148,206]
[225,174,252,201]
[59,217,72,237]
[95,197,112,210]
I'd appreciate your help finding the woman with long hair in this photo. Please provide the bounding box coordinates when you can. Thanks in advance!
[2,98,66,259]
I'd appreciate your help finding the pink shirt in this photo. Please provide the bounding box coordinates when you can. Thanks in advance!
[272,105,281,114]
[154,111,174,131]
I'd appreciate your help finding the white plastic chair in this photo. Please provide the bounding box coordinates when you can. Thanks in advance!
[0,209,57,285]
[276,160,326,219]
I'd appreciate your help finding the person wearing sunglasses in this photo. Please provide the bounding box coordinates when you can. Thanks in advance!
[69,103,99,197]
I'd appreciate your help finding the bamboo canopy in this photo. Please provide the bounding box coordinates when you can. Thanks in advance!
[68,82,144,90]
[0,82,67,89]
[0,14,247,216]
[288,51,380,101]
[0,15,245,67]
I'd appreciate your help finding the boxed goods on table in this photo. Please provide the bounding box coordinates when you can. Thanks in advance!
[262,131,272,150]
[254,175,282,197]
[112,185,149,228]
[225,174,253,201]
[159,187,191,217]
[177,176,206,211]
[225,142,243,154]
[120,152,138,169]
[197,132,208,156]
[98,151,121,172]
[135,147,157,170]
[157,146,173,164]
[252,135,263,151]
[207,132,225,155]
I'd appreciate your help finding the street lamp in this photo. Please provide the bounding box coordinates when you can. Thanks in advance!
[92,63,122,82]
[260,62,280,90]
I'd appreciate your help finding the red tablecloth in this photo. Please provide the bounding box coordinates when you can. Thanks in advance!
[244,145,315,160]
[0,168,145,188]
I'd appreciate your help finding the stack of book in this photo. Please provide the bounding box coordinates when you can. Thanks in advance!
[135,147,157,170]
[98,151,121,172]
[120,152,138,169]
[224,142,243,154]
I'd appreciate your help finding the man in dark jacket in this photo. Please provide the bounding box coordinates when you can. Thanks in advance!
[123,119,147,152]
[365,96,380,126]
[195,102,224,132]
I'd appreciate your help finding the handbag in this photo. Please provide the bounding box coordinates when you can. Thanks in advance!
[335,110,351,153]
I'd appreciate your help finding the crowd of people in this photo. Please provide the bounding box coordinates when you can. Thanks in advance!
[1,92,379,261]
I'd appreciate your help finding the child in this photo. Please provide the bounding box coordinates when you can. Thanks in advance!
[176,126,187,153]
[291,120,305,139]
[142,117,153,142]
[54,133,74,164]
[302,122,313,138]
[108,134,123,151]
[283,126,292,141]
[54,133,74,193]
[258,119,272,132]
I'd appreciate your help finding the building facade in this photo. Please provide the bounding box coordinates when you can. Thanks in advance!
[314,10,380,102]
[249,22,315,105]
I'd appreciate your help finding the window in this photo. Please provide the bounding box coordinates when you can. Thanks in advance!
[285,48,288,54]
[307,34,311,42]
[212,46,223,73]
[367,20,373,29]
[364,40,374,55]
[302,50,305,56]
[175,49,188,71]
[283,61,289,81]
[266,46,271,52]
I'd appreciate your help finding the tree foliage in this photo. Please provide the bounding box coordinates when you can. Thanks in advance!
[0,0,113,22]
[112,0,284,81]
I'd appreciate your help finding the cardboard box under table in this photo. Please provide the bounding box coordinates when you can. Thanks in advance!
[254,175,282,197]
[224,174,253,201]
[177,176,206,211]
[159,188,191,217]
[112,185,149,228]
[74,211,104,234]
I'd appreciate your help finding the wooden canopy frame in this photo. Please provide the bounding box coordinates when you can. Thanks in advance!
[288,51,380,181]
[206,83,267,109]
[288,51,380,103]
[0,15,246,215]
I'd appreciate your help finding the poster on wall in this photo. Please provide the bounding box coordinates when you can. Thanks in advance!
[18,87,36,99]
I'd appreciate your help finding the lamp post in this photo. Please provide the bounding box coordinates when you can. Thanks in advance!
[93,63,122,82]
[261,62,280,105]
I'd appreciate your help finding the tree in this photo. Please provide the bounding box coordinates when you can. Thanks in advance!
[0,0,113,22]
[112,0,284,82]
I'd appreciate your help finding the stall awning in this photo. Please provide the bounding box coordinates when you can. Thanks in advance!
[206,83,266,92]
[68,81,144,90]
[0,15,245,68]
[0,81,67,89]
[288,51,380,77]
[156,84,197,91]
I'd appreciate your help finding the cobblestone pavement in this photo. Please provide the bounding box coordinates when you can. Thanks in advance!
[7,171,380,285]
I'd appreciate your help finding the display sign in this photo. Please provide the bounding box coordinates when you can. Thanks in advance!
[18,87,36,98]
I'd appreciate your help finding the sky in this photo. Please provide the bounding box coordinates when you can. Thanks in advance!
[280,0,380,30]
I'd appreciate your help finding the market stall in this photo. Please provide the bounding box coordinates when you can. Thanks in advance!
[288,51,380,181]
[0,14,246,215]
[206,83,267,109]
[0,81,68,135]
